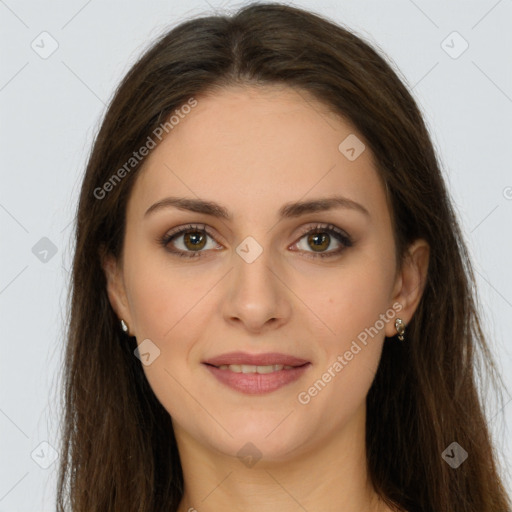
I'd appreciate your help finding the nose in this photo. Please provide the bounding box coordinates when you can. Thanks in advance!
[221,243,292,334]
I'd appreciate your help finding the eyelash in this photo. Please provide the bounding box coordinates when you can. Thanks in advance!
[158,223,353,260]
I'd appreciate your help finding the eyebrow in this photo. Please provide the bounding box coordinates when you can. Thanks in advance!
[144,195,370,220]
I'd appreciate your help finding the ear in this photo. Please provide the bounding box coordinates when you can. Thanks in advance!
[385,238,430,337]
[100,246,133,335]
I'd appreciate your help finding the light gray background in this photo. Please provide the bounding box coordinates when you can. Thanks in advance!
[1,0,511,509]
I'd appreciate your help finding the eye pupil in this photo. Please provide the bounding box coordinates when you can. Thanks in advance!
[184,231,206,250]
[308,232,330,252]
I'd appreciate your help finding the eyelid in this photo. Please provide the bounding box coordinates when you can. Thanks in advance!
[159,223,222,258]
[293,223,352,244]
[163,223,214,241]
[288,223,353,259]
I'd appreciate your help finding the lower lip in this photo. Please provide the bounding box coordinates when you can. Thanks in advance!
[203,363,311,394]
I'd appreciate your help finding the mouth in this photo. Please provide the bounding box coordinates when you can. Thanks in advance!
[202,352,311,394]
[202,351,310,367]
[209,363,301,373]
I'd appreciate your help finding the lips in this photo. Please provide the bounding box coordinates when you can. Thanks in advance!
[203,351,310,368]
[202,351,311,394]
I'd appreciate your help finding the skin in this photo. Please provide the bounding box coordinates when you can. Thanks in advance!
[102,85,429,512]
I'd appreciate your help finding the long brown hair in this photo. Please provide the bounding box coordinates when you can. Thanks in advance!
[56,3,511,511]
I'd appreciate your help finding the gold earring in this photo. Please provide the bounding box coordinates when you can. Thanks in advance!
[120,319,129,333]
[395,318,406,341]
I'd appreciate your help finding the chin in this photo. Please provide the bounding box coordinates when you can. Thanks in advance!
[204,412,312,463]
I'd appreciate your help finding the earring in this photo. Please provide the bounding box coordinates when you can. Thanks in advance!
[395,318,406,341]
[120,319,129,333]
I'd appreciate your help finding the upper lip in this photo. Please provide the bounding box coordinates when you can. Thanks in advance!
[203,351,310,367]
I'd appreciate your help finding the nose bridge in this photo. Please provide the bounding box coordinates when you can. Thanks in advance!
[232,235,279,303]
[222,234,291,330]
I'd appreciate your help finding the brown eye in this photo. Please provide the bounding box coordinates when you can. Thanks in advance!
[307,232,331,252]
[160,224,222,258]
[183,231,207,251]
[291,224,353,259]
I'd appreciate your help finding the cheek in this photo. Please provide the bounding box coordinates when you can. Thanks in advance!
[124,243,216,343]
[128,275,180,342]
[125,264,218,424]
[295,255,395,419]
[293,257,395,346]
[291,258,393,406]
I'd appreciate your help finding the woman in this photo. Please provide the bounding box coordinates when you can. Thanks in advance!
[56,3,511,511]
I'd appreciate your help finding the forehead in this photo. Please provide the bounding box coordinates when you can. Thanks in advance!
[127,85,388,222]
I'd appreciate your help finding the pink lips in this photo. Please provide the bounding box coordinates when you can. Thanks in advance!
[202,351,311,395]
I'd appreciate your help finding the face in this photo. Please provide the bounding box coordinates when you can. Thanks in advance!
[104,85,426,463]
